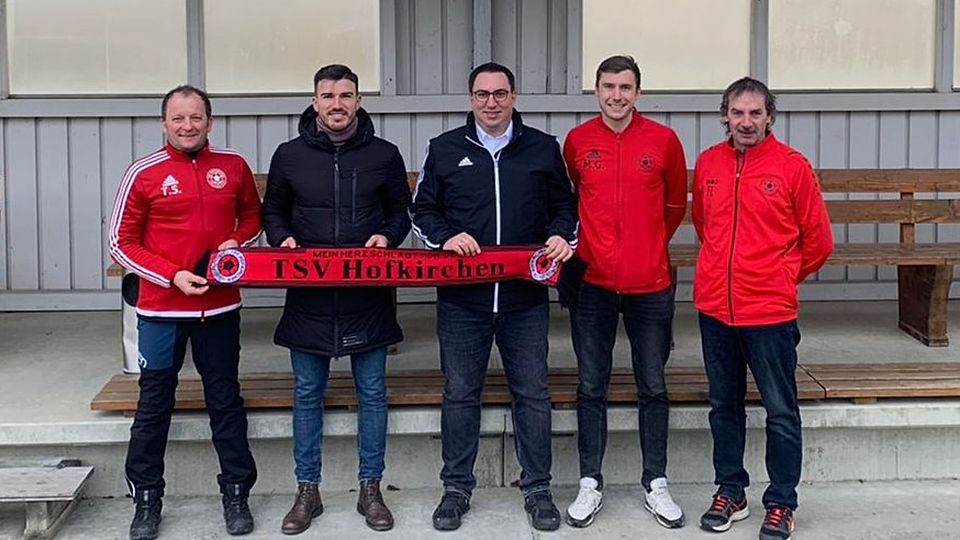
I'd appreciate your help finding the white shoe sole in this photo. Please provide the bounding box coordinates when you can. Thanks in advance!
[565,501,603,528]
[644,499,685,529]
[701,506,750,532]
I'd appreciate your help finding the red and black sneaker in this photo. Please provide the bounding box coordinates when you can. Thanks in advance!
[699,493,749,532]
[759,505,795,540]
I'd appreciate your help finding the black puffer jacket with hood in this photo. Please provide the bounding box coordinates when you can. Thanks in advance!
[261,106,411,356]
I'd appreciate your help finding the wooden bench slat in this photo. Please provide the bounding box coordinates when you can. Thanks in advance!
[667,243,960,267]
[816,169,960,193]
[824,200,960,224]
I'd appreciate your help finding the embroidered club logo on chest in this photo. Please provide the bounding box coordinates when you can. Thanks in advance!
[638,154,655,172]
[207,168,228,189]
[761,177,779,196]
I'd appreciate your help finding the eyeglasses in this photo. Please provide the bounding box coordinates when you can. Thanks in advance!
[471,89,512,103]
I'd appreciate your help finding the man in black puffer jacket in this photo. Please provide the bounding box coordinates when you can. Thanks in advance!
[261,64,410,535]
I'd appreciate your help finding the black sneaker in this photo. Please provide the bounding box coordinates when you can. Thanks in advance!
[524,491,561,531]
[759,506,795,540]
[432,492,470,531]
[222,484,254,536]
[129,489,162,540]
[699,493,749,532]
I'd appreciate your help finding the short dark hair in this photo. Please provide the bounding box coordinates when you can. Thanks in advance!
[161,85,211,119]
[720,77,777,133]
[468,62,516,92]
[595,55,641,88]
[313,64,359,91]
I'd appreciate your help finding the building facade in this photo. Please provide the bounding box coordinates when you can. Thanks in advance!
[1,0,958,310]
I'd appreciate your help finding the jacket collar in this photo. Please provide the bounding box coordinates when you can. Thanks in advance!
[465,109,525,145]
[297,106,375,152]
[594,109,645,135]
[720,131,780,159]
[164,142,211,162]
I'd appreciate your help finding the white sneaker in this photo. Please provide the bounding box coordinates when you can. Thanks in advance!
[644,477,685,529]
[565,477,603,528]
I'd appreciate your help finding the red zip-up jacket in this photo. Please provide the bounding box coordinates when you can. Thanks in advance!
[692,134,833,326]
[109,144,262,318]
[563,112,687,293]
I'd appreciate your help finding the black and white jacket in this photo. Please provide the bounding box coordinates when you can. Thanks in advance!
[411,110,578,313]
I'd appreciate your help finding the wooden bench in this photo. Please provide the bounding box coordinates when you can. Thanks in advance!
[91,367,823,413]
[0,458,94,540]
[90,363,960,414]
[670,169,960,347]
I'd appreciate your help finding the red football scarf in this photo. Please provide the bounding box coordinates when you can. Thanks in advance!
[206,246,562,287]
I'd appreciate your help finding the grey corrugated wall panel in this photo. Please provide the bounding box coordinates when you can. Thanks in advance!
[491,0,518,78]
[393,0,473,95]
[444,0,474,94]
[491,0,569,94]
[5,118,39,290]
[518,0,549,94]
[258,117,288,173]
[68,118,103,290]
[818,112,849,283]
[36,118,70,290]
[4,108,960,309]
[414,0,444,94]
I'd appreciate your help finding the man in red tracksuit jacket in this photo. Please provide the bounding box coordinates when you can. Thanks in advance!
[561,55,687,530]
[109,85,262,540]
[692,77,833,540]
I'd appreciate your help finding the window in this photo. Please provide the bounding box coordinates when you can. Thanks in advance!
[769,0,936,90]
[203,0,380,94]
[6,0,187,95]
[582,0,751,91]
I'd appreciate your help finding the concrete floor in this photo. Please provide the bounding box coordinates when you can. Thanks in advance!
[19,480,959,540]
[0,301,957,425]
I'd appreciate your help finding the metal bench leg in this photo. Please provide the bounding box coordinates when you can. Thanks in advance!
[23,499,76,540]
[897,264,953,347]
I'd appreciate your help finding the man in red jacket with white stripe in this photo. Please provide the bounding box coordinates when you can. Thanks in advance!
[109,85,261,540]
[693,78,833,540]
[562,55,688,530]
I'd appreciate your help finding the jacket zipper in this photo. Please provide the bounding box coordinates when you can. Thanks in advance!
[351,168,358,224]
[333,151,341,354]
[194,160,207,321]
[615,133,623,294]
[466,135,504,313]
[727,152,745,324]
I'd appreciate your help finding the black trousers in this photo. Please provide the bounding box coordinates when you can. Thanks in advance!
[125,310,257,496]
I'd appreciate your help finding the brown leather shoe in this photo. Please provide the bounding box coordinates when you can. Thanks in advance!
[356,480,394,531]
[281,483,323,535]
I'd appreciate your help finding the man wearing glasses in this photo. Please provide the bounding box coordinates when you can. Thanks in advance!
[411,62,578,532]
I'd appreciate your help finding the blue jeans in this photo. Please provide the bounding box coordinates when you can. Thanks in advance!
[289,347,388,484]
[571,283,674,489]
[437,300,552,497]
[699,313,802,510]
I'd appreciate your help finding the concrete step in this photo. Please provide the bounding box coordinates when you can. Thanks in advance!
[47,480,960,540]
[3,400,960,497]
